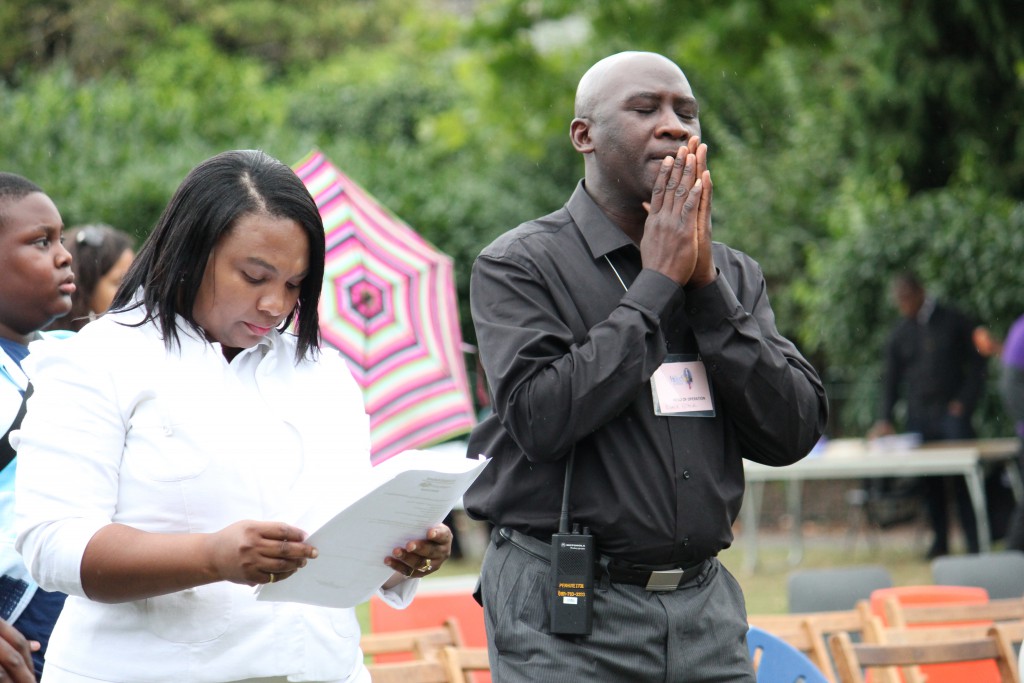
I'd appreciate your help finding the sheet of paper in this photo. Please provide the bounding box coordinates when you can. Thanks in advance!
[256,449,488,608]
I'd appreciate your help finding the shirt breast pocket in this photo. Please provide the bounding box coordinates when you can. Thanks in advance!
[143,582,233,643]
[125,403,214,482]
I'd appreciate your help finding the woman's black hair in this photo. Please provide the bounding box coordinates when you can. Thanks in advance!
[111,149,325,361]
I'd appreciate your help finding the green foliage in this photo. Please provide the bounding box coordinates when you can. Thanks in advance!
[834,0,1024,196]
[0,33,300,238]
[3,0,1023,436]
[282,60,568,344]
[802,191,1024,435]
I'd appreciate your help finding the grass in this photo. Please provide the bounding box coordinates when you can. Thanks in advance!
[717,528,935,614]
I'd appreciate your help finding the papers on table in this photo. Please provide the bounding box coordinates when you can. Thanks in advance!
[868,432,923,453]
[256,450,488,608]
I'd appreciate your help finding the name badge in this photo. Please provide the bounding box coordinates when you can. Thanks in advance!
[650,354,715,417]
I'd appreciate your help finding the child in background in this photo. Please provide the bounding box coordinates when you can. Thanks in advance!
[0,172,76,678]
[45,223,134,332]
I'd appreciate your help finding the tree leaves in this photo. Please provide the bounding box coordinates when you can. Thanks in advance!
[3,0,1022,435]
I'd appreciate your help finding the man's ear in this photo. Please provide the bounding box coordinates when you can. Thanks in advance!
[570,118,594,154]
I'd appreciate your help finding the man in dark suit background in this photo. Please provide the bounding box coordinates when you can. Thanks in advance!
[869,271,987,558]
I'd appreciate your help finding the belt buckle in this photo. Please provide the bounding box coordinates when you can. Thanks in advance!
[645,569,684,592]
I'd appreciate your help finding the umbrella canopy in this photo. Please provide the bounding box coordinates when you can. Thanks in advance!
[294,150,476,463]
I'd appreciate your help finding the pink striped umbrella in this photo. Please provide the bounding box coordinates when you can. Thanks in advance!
[294,150,476,463]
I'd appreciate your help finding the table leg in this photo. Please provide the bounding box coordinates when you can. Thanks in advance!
[787,480,804,566]
[963,465,992,553]
[1005,458,1024,504]
[742,482,764,573]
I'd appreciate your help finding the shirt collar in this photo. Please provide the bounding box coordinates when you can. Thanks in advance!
[917,296,937,324]
[0,333,43,392]
[565,180,636,260]
[170,312,279,363]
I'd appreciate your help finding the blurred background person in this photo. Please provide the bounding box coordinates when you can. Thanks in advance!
[868,272,987,558]
[974,316,1024,551]
[45,224,134,333]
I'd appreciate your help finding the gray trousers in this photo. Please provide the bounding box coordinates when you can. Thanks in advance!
[479,535,755,682]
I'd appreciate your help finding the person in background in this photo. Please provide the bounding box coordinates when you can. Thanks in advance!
[868,272,987,558]
[0,171,76,679]
[45,224,134,332]
[12,150,451,683]
[984,314,1024,551]
[465,51,827,682]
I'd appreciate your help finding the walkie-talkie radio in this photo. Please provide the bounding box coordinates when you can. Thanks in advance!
[549,453,594,635]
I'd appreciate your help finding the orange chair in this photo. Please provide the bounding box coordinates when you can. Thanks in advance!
[868,585,992,683]
[828,628,1018,683]
[370,589,490,682]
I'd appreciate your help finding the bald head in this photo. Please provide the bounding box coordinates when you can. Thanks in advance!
[574,52,686,119]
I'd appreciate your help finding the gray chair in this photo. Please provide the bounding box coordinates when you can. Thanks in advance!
[787,565,894,613]
[931,550,1024,599]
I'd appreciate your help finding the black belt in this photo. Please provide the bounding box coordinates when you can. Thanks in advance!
[497,528,712,592]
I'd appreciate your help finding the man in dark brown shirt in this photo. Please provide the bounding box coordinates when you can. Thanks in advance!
[465,51,827,682]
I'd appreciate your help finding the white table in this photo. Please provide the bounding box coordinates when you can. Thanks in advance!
[739,438,1023,573]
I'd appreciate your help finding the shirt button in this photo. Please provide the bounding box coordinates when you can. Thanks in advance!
[682,537,690,546]
[682,470,691,479]
[688,307,699,315]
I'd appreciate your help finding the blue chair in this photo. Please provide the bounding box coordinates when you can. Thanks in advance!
[747,625,830,683]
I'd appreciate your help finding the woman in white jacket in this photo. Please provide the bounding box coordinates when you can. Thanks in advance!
[13,150,452,683]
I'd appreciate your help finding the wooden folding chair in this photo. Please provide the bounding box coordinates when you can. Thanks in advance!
[364,659,450,683]
[439,646,490,683]
[828,629,1018,683]
[361,616,463,663]
[749,601,874,682]
[862,613,1024,683]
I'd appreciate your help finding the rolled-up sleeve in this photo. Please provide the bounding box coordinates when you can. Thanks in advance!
[376,577,418,609]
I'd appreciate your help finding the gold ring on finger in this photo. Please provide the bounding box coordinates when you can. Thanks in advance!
[269,573,276,584]
[417,558,432,573]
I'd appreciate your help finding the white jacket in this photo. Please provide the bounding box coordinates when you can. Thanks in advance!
[0,330,71,625]
[12,309,415,682]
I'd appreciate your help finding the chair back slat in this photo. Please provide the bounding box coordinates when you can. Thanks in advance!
[361,616,463,661]
[894,596,1024,626]
[852,638,1000,666]
[365,659,450,683]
